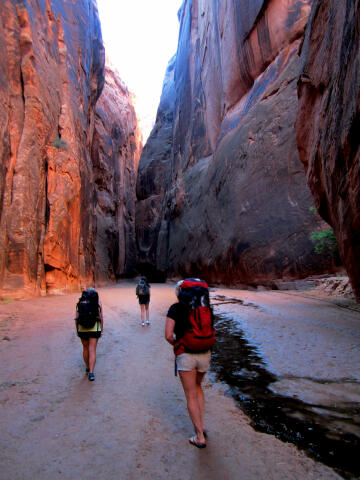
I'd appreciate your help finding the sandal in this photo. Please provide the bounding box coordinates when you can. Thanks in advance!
[189,435,206,449]
[88,373,95,381]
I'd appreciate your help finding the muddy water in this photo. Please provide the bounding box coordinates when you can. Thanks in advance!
[210,302,360,480]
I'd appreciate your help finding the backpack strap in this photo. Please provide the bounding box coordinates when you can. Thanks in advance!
[173,340,185,355]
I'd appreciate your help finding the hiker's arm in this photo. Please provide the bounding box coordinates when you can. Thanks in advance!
[165,317,175,345]
[99,302,104,333]
[74,311,79,334]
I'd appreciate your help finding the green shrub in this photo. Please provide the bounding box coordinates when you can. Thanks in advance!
[52,137,68,150]
[310,229,338,255]
[0,297,14,304]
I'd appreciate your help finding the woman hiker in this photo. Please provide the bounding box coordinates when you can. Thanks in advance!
[165,279,215,448]
[136,276,151,326]
[75,288,103,381]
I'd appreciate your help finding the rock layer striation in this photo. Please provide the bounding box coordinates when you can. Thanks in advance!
[296,0,360,300]
[136,0,334,285]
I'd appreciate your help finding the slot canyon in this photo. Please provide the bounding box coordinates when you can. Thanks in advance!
[0,2,359,479]
[0,0,358,300]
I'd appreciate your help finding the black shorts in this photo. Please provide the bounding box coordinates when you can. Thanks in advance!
[138,295,150,305]
[78,331,101,339]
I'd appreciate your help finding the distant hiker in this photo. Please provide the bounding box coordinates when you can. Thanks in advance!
[136,276,151,326]
[165,278,215,448]
[75,288,103,382]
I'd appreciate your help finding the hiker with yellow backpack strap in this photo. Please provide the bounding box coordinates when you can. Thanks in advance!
[75,288,103,382]
[165,279,215,449]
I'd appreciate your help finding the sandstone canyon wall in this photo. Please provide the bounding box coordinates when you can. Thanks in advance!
[0,0,141,297]
[92,65,142,285]
[296,0,360,300]
[136,0,333,285]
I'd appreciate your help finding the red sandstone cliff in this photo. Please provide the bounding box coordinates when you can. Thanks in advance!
[136,0,335,285]
[92,64,142,285]
[0,1,141,297]
[296,0,360,300]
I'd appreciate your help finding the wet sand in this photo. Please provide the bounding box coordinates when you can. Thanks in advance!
[210,288,360,477]
[0,282,346,479]
[212,287,360,402]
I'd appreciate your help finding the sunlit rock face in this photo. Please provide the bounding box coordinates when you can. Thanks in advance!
[136,0,333,285]
[93,65,142,285]
[0,1,140,296]
[296,0,360,300]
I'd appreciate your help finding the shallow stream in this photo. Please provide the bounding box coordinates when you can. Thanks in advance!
[210,305,360,479]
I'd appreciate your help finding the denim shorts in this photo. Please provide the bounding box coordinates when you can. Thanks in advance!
[176,351,211,373]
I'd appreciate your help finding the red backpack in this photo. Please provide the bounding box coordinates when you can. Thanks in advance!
[174,279,215,355]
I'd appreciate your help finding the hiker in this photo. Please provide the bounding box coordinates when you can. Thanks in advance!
[136,276,151,326]
[75,288,103,381]
[165,278,215,448]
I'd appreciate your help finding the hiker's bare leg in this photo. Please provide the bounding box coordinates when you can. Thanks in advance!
[145,303,150,323]
[196,371,206,432]
[88,337,98,373]
[80,338,89,369]
[140,304,145,324]
[179,370,206,443]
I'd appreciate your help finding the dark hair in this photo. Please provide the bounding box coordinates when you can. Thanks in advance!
[81,288,99,309]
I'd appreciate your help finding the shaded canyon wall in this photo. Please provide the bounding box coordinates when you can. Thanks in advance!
[296,0,360,300]
[92,65,142,285]
[0,0,141,297]
[136,0,334,285]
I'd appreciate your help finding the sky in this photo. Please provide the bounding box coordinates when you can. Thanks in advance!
[96,0,182,140]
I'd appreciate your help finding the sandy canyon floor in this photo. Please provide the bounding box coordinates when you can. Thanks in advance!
[1,281,359,480]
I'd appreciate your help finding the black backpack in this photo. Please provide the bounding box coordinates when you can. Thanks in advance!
[137,282,149,296]
[76,289,100,328]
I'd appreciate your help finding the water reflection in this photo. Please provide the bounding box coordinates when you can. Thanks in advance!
[210,313,360,479]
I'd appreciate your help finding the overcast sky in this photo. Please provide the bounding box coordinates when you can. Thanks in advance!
[96,0,181,139]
